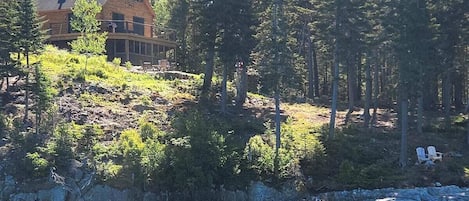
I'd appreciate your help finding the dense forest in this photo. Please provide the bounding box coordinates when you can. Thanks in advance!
[153,0,468,166]
[0,0,468,199]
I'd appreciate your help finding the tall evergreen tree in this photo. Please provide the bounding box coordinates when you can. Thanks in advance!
[0,0,19,92]
[217,0,255,112]
[16,0,46,125]
[32,63,53,135]
[328,0,342,139]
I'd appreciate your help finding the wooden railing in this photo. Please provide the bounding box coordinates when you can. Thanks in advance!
[47,20,176,42]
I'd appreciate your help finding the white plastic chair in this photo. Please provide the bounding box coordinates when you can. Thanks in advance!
[416,147,430,163]
[427,146,443,162]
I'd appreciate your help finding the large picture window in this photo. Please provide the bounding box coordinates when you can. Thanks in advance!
[112,12,125,33]
[133,16,144,36]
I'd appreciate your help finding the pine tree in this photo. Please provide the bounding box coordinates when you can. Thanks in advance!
[251,0,292,95]
[16,0,46,125]
[32,63,53,135]
[217,0,255,112]
[0,0,19,92]
[189,0,218,98]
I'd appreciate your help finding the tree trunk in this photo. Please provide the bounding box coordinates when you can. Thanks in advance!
[35,64,38,135]
[329,43,339,139]
[220,62,228,114]
[399,98,409,168]
[24,51,30,125]
[371,52,380,125]
[274,87,281,177]
[235,61,248,110]
[423,73,438,110]
[363,54,372,128]
[306,37,314,99]
[453,72,463,111]
[443,69,452,129]
[466,100,469,145]
[201,44,215,97]
[345,53,356,125]
[322,62,329,96]
[329,0,341,139]
[6,76,9,92]
[312,43,320,98]
[417,96,423,134]
[356,52,362,103]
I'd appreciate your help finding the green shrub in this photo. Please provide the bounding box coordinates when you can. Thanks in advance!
[0,114,6,137]
[161,110,226,191]
[245,135,275,177]
[139,121,159,141]
[92,69,108,79]
[77,124,104,154]
[140,95,152,106]
[96,160,123,181]
[125,61,132,70]
[112,57,121,66]
[119,129,144,171]
[141,139,166,183]
[73,68,86,82]
[45,123,75,168]
[338,160,359,185]
[10,117,25,144]
[25,152,49,177]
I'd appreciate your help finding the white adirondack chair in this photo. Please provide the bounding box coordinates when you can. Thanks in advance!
[416,147,430,163]
[427,146,443,162]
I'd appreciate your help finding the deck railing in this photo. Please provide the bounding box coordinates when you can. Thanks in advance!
[47,20,177,42]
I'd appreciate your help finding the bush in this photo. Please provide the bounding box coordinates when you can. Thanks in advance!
[45,123,75,168]
[141,139,165,184]
[160,110,226,191]
[140,95,152,106]
[112,57,121,66]
[0,114,7,138]
[25,152,49,177]
[338,160,359,185]
[96,160,123,182]
[118,129,144,171]
[125,61,132,70]
[245,135,275,177]
[139,121,159,141]
[76,124,104,154]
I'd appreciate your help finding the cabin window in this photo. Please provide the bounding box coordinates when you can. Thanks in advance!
[134,41,141,54]
[146,43,152,56]
[112,12,125,33]
[133,17,144,36]
[116,40,125,53]
[129,40,135,53]
[141,43,146,55]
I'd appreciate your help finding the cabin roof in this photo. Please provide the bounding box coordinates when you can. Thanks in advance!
[37,0,108,11]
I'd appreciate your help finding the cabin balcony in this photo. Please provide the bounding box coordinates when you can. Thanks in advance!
[45,20,177,66]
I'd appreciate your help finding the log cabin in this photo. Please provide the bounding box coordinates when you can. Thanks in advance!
[37,0,176,67]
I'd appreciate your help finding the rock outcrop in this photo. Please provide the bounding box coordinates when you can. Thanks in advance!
[3,175,469,201]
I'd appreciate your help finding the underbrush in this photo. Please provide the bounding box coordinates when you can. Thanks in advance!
[5,45,469,194]
[36,45,198,101]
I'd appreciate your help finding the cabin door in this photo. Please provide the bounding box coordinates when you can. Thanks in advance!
[112,12,125,33]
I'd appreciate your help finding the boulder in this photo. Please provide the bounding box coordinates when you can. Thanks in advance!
[83,185,131,201]
[10,186,66,201]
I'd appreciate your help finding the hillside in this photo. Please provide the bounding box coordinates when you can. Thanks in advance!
[1,46,469,199]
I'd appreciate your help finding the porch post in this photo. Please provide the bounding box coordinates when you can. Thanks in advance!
[125,39,130,62]
[151,43,154,64]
